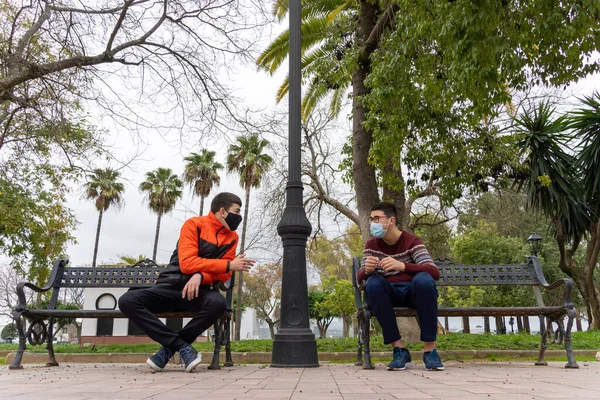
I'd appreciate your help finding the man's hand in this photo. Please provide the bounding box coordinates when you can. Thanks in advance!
[229,253,256,272]
[380,257,405,273]
[182,273,202,300]
[364,256,379,274]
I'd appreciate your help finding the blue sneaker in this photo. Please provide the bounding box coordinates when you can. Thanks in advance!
[387,347,412,371]
[178,344,202,372]
[423,349,444,371]
[147,347,173,372]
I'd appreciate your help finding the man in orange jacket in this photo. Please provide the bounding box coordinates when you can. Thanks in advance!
[119,192,255,372]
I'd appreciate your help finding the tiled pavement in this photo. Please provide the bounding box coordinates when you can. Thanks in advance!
[1,361,598,400]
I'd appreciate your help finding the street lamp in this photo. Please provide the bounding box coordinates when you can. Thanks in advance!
[270,0,319,368]
[527,233,542,256]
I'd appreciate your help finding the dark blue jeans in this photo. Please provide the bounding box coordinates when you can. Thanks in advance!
[364,273,438,344]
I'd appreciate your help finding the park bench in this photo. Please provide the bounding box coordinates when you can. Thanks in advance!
[9,258,234,370]
[352,255,579,369]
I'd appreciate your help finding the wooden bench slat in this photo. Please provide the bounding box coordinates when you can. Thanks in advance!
[390,306,566,317]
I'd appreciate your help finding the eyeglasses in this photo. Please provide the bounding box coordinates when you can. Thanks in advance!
[369,215,389,223]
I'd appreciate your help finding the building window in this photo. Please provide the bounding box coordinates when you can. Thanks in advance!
[62,327,68,334]
[96,293,117,336]
[97,318,114,336]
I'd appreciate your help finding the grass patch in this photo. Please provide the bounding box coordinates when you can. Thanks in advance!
[2,331,599,354]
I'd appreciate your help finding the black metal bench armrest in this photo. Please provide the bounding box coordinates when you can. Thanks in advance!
[529,256,574,307]
[214,272,235,311]
[15,259,68,312]
[352,256,371,311]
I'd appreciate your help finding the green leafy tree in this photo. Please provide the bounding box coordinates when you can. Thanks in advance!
[451,220,532,333]
[514,97,600,329]
[0,177,77,285]
[118,255,148,265]
[260,0,600,245]
[227,134,273,340]
[308,288,335,338]
[308,225,363,281]
[321,276,355,338]
[414,214,453,260]
[243,263,282,339]
[84,168,125,268]
[139,168,183,261]
[1,323,17,340]
[183,150,223,216]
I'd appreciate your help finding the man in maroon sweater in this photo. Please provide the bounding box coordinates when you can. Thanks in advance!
[357,201,444,371]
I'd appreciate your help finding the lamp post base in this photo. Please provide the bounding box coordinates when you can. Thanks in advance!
[271,328,319,368]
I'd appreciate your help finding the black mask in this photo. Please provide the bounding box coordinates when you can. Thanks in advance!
[225,212,242,231]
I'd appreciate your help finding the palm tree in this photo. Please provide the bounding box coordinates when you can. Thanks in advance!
[139,168,183,261]
[183,150,223,216]
[257,0,352,119]
[84,168,125,268]
[227,135,273,340]
[514,98,600,329]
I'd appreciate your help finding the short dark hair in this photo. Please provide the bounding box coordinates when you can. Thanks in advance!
[371,201,398,220]
[211,192,242,213]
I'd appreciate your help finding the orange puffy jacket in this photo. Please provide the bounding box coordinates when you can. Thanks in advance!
[155,211,237,288]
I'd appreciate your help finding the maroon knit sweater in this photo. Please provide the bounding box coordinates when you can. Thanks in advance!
[357,231,440,284]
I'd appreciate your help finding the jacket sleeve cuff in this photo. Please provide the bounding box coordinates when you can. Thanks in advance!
[226,261,230,273]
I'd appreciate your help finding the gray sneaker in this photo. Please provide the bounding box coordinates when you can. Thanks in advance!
[178,344,202,372]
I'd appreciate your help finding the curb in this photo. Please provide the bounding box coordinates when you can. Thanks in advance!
[5,350,598,365]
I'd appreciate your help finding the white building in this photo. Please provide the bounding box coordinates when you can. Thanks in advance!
[81,288,209,344]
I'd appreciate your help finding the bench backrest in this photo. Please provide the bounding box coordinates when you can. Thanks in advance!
[436,261,541,286]
[53,259,165,288]
[351,257,543,287]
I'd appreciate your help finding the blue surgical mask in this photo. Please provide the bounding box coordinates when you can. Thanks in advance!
[370,222,387,238]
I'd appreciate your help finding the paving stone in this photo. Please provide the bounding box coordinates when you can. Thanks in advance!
[0,361,597,400]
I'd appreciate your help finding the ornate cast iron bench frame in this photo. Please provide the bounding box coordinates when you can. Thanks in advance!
[9,258,235,370]
[352,256,579,369]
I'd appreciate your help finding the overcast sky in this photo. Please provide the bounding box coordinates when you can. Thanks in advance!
[65,53,289,266]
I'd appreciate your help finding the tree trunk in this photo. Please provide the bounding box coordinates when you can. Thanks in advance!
[234,186,251,340]
[517,316,524,332]
[554,217,600,330]
[317,319,330,338]
[199,195,205,216]
[495,316,504,334]
[582,221,600,329]
[152,210,163,261]
[444,316,450,332]
[484,317,490,333]
[576,312,583,332]
[462,316,470,333]
[268,322,276,339]
[318,324,327,338]
[92,209,104,268]
[342,316,349,338]
[382,159,407,230]
[523,316,531,334]
[352,0,381,244]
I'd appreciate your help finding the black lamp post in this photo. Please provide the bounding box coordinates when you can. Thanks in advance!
[527,233,542,256]
[270,0,319,368]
